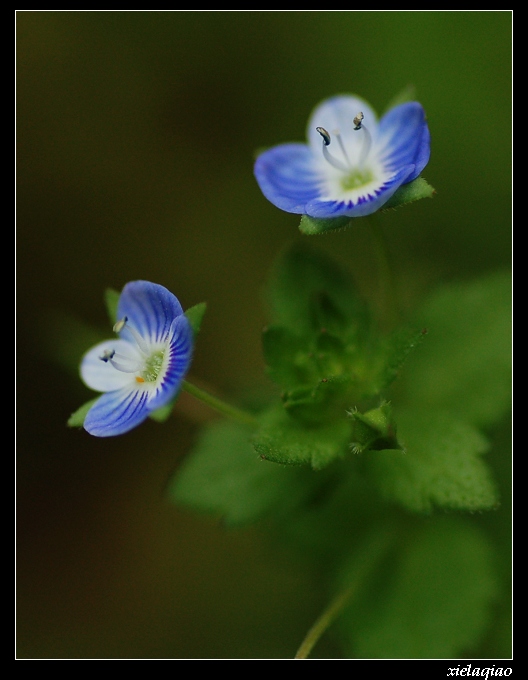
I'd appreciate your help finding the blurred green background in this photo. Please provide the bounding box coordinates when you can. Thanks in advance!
[16,11,511,659]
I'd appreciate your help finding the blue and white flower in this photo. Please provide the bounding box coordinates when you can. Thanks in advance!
[80,280,193,437]
[254,94,430,219]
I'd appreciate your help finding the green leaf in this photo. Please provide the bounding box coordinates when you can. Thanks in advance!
[337,516,499,658]
[67,398,99,428]
[104,287,120,325]
[262,324,317,389]
[266,242,369,336]
[365,410,499,513]
[185,301,207,336]
[298,178,435,235]
[401,271,512,428]
[369,326,427,394]
[252,404,352,469]
[167,420,320,526]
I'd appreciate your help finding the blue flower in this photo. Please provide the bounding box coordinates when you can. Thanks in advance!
[80,280,193,437]
[254,94,430,219]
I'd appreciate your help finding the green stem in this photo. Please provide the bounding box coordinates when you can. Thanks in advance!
[182,380,258,428]
[294,529,394,659]
[367,214,401,329]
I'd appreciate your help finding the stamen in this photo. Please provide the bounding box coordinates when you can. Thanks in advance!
[316,126,349,173]
[108,352,144,374]
[113,316,150,356]
[353,113,372,169]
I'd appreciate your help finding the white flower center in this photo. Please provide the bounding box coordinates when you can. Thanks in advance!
[100,316,166,384]
[316,112,374,192]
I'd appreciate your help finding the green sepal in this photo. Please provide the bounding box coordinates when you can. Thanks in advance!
[104,287,120,325]
[67,398,99,428]
[382,84,417,114]
[381,176,436,211]
[252,404,352,470]
[349,402,399,454]
[298,177,435,235]
[185,301,207,336]
[148,401,175,423]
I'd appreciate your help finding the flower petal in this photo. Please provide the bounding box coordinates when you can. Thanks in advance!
[118,281,184,345]
[83,386,150,437]
[378,102,431,181]
[147,314,194,410]
[254,143,321,214]
[305,164,416,218]
[80,339,141,392]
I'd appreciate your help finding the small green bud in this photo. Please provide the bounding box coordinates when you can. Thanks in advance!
[348,401,399,454]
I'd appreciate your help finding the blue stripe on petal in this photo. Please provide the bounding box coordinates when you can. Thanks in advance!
[378,102,430,179]
[118,281,184,344]
[83,387,150,437]
[254,143,321,214]
[147,314,194,411]
[306,165,415,218]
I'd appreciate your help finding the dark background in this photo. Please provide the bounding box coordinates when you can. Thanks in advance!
[16,11,512,659]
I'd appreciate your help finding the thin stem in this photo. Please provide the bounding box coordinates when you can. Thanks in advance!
[182,380,258,428]
[294,586,355,660]
[294,529,394,659]
[367,214,401,329]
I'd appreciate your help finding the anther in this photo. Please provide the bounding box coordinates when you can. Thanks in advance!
[316,127,331,146]
[316,126,349,173]
[99,349,116,363]
[112,316,150,356]
[353,112,364,130]
[113,316,127,333]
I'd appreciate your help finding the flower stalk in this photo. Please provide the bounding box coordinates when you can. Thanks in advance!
[182,380,258,428]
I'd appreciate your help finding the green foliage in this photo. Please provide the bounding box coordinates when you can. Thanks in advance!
[167,419,322,525]
[260,243,426,444]
[336,517,499,658]
[400,271,512,429]
[167,242,510,658]
[298,178,435,235]
[365,410,499,513]
[253,404,352,469]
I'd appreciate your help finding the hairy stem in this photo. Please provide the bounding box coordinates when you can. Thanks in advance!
[182,380,258,428]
